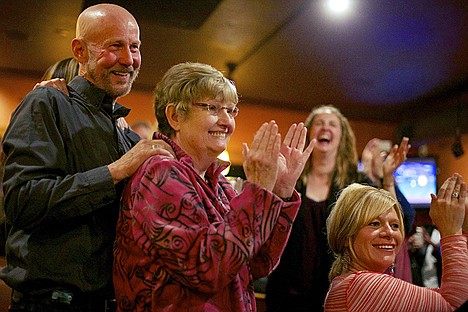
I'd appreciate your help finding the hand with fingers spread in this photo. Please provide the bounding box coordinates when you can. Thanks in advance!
[429,173,466,237]
[242,121,281,192]
[382,137,411,184]
[361,138,384,181]
[273,122,315,198]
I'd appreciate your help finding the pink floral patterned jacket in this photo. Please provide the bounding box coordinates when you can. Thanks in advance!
[113,133,301,311]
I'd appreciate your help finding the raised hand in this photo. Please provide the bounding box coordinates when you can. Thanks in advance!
[429,173,466,237]
[242,121,281,192]
[382,137,410,179]
[362,138,383,181]
[273,122,315,198]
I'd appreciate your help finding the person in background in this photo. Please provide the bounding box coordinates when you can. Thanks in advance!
[0,133,5,257]
[130,120,153,139]
[32,57,78,96]
[360,137,414,281]
[421,225,442,287]
[360,137,410,198]
[408,225,442,287]
[324,174,468,311]
[40,57,79,82]
[113,62,315,311]
[265,105,374,312]
[408,225,427,286]
[1,4,170,311]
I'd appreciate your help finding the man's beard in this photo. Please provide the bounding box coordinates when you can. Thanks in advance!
[87,65,139,98]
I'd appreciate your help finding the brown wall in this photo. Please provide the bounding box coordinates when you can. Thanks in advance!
[1,73,466,182]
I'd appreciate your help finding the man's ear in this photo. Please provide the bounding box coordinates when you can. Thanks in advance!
[166,104,181,131]
[72,39,87,63]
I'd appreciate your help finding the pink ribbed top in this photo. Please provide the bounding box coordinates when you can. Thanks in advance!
[325,235,468,312]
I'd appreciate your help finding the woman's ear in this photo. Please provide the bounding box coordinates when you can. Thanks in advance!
[166,104,181,131]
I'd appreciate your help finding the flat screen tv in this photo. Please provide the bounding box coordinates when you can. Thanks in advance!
[394,157,438,208]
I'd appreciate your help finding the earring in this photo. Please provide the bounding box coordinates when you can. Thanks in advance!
[341,249,351,272]
[386,263,395,275]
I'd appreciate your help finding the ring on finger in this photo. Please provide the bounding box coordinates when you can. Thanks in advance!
[451,192,459,199]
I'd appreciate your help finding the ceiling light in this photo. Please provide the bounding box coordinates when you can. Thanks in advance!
[327,0,350,14]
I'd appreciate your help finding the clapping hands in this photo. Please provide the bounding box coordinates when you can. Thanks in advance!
[429,173,466,237]
[242,121,314,198]
[273,122,314,198]
[382,137,411,178]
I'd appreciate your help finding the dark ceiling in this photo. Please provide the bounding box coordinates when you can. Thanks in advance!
[1,0,467,141]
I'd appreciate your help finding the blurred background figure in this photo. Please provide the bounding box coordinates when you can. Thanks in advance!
[33,57,78,96]
[360,138,392,187]
[266,105,374,312]
[0,134,6,312]
[420,226,441,288]
[408,225,441,287]
[130,120,153,139]
[408,225,426,286]
[41,57,79,82]
[0,133,4,257]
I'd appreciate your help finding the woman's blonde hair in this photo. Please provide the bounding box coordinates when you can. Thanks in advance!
[326,183,404,281]
[41,57,79,83]
[301,105,358,189]
[153,62,238,137]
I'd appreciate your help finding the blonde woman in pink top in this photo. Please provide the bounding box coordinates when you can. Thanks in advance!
[324,173,468,312]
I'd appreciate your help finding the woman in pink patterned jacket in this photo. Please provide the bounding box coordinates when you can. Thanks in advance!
[324,174,468,312]
[112,62,314,311]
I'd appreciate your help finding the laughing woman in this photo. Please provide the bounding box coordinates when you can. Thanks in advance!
[324,174,468,312]
[112,62,314,311]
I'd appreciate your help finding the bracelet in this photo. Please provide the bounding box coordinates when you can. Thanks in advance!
[281,196,293,202]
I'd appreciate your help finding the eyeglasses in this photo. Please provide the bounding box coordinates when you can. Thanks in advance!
[192,103,239,118]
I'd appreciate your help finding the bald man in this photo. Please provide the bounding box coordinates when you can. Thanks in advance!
[1,4,170,311]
